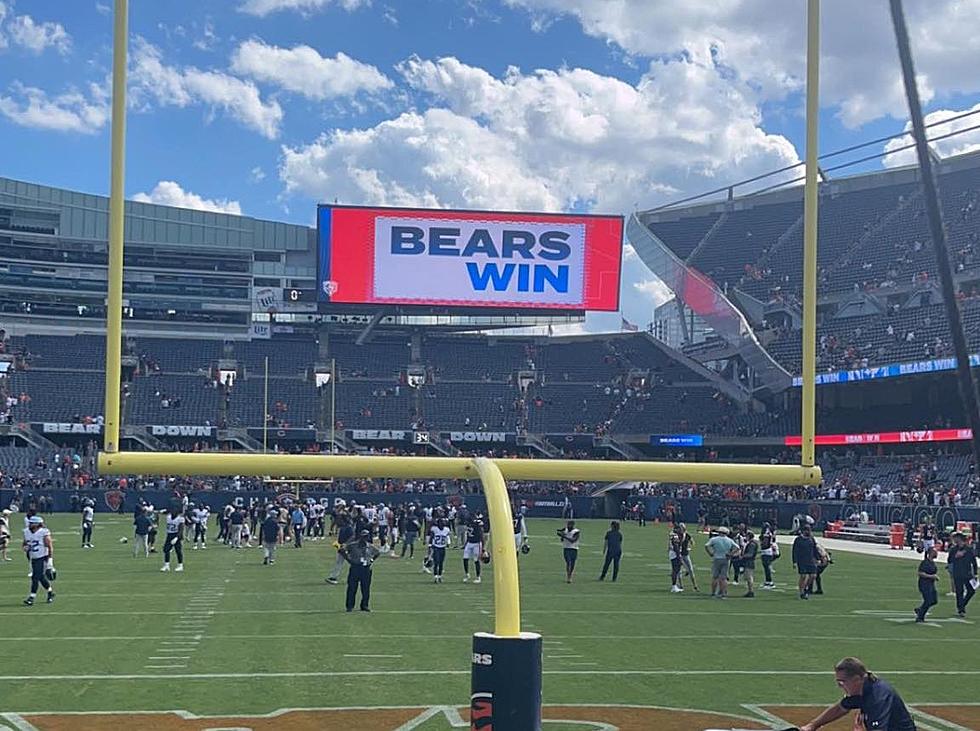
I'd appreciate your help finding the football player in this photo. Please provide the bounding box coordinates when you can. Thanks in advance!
[0,509,12,561]
[160,507,185,572]
[22,515,55,605]
[192,503,208,549]
[428,517,452,583]
[462,515,486,584]
[81,501,94,548]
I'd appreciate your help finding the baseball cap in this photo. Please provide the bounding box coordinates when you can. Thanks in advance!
[716,526,730,534]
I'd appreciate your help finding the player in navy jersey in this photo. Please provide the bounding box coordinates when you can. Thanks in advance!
[462,516,486,584]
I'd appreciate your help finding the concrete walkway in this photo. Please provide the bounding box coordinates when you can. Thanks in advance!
[775,533,947,563]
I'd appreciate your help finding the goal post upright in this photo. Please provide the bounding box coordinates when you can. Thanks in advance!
[800,0,820,469]
[98,1,825,727]
[102,0,129,454]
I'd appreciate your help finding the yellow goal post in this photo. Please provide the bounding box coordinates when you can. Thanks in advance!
[97,0,823,640]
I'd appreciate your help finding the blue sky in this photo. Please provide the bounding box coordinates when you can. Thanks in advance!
[1,0,979,328]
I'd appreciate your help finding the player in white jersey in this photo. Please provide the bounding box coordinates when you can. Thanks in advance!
[377,504,392,553]
[161,508,185,572]
[0,509,11,561]
[428,518,452,583]
[513,512,528,552]
[192,506,209,549]
[22,515,55,605]
[81,504,95,548]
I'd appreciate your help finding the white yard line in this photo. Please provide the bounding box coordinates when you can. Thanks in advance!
[0,669,972,681]
[0,633,975,643]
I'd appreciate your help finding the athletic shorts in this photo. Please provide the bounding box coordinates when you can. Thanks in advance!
[404,531,418,545]
[798,564,817,576]
[463,542,482,560]
[563,548,578,567]
[711,558,730,580]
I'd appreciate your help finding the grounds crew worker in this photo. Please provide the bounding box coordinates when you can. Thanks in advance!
[340,529,381,612]
[801,657,915,731]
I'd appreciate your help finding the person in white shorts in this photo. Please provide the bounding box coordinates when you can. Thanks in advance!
[462,515,486,584]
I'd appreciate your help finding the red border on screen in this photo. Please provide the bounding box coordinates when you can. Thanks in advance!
[322,206,623,311]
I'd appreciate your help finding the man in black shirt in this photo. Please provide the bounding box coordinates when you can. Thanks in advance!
[260,510,282,565]
[801,657,915,731]
[792,525,819,600]
[340,529,381,612]
[599,521,622,581]
[915,546,939,622]
[947,532,977,617]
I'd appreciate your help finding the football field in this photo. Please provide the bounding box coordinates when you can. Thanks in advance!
[0,515,977,730]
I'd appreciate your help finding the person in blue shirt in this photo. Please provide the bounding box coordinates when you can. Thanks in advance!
[801,657,915,731]
[291,506,306,548]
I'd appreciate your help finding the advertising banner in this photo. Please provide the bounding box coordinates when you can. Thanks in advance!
[649,434,704,447]
[318,205,623,311]
[784,428,972,446]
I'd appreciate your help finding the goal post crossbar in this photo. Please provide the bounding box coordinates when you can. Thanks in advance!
[97,0,824,643]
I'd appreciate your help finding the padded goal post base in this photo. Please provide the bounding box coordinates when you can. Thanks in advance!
[471,631,542,730]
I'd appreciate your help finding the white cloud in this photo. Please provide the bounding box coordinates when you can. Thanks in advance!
[280,55,799,327]
[280,55,797,213]
[230,39,391,100]
[0,81,108,133]
[237,0,368,17]
[882,103,980,168]
[133,181,242,215]
[192,20,218,52]
[130,39,282,138]
[0,1,71,55]
[634,278,673,309]
[7,12,70,54]
[504,0,980,128]
[249,165,266,183]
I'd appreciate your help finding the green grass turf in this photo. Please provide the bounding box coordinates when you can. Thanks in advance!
[0,514,976,716]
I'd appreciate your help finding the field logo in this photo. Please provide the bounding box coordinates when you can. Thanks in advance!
[104,490,125,512]
[470,692,493,730]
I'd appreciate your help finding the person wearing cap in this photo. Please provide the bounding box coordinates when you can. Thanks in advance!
[704,526,739,599]
[792,524,820,600]
[339,529,382,612]
[800,657,915,731]
[22,515,55,605]
[260,509,283,566]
